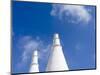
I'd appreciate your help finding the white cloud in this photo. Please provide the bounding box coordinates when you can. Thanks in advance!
[51,4,91,24]
[38,44,51,60]
[17,35,51,67]
[17,36,39,65]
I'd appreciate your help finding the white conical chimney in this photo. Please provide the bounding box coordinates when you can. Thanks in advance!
[46,33,69,71]
[29,50,39,72]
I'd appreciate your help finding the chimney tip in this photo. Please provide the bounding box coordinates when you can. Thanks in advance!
[54,33,59,39]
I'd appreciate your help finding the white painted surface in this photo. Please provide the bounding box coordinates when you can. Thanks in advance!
[29,50,39,72]
[46,34,69,71]
[53,33,61,45]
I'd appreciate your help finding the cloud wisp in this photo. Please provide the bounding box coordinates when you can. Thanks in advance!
[51,4,91,24]
[17,36,51,68]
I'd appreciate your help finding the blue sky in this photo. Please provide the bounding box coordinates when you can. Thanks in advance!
[12,1,96,73]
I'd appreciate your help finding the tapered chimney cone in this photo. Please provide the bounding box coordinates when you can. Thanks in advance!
[29,50,39,72]
[46,33,69,71]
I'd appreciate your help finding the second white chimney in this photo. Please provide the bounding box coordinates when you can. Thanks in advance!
[29,50,39,72]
